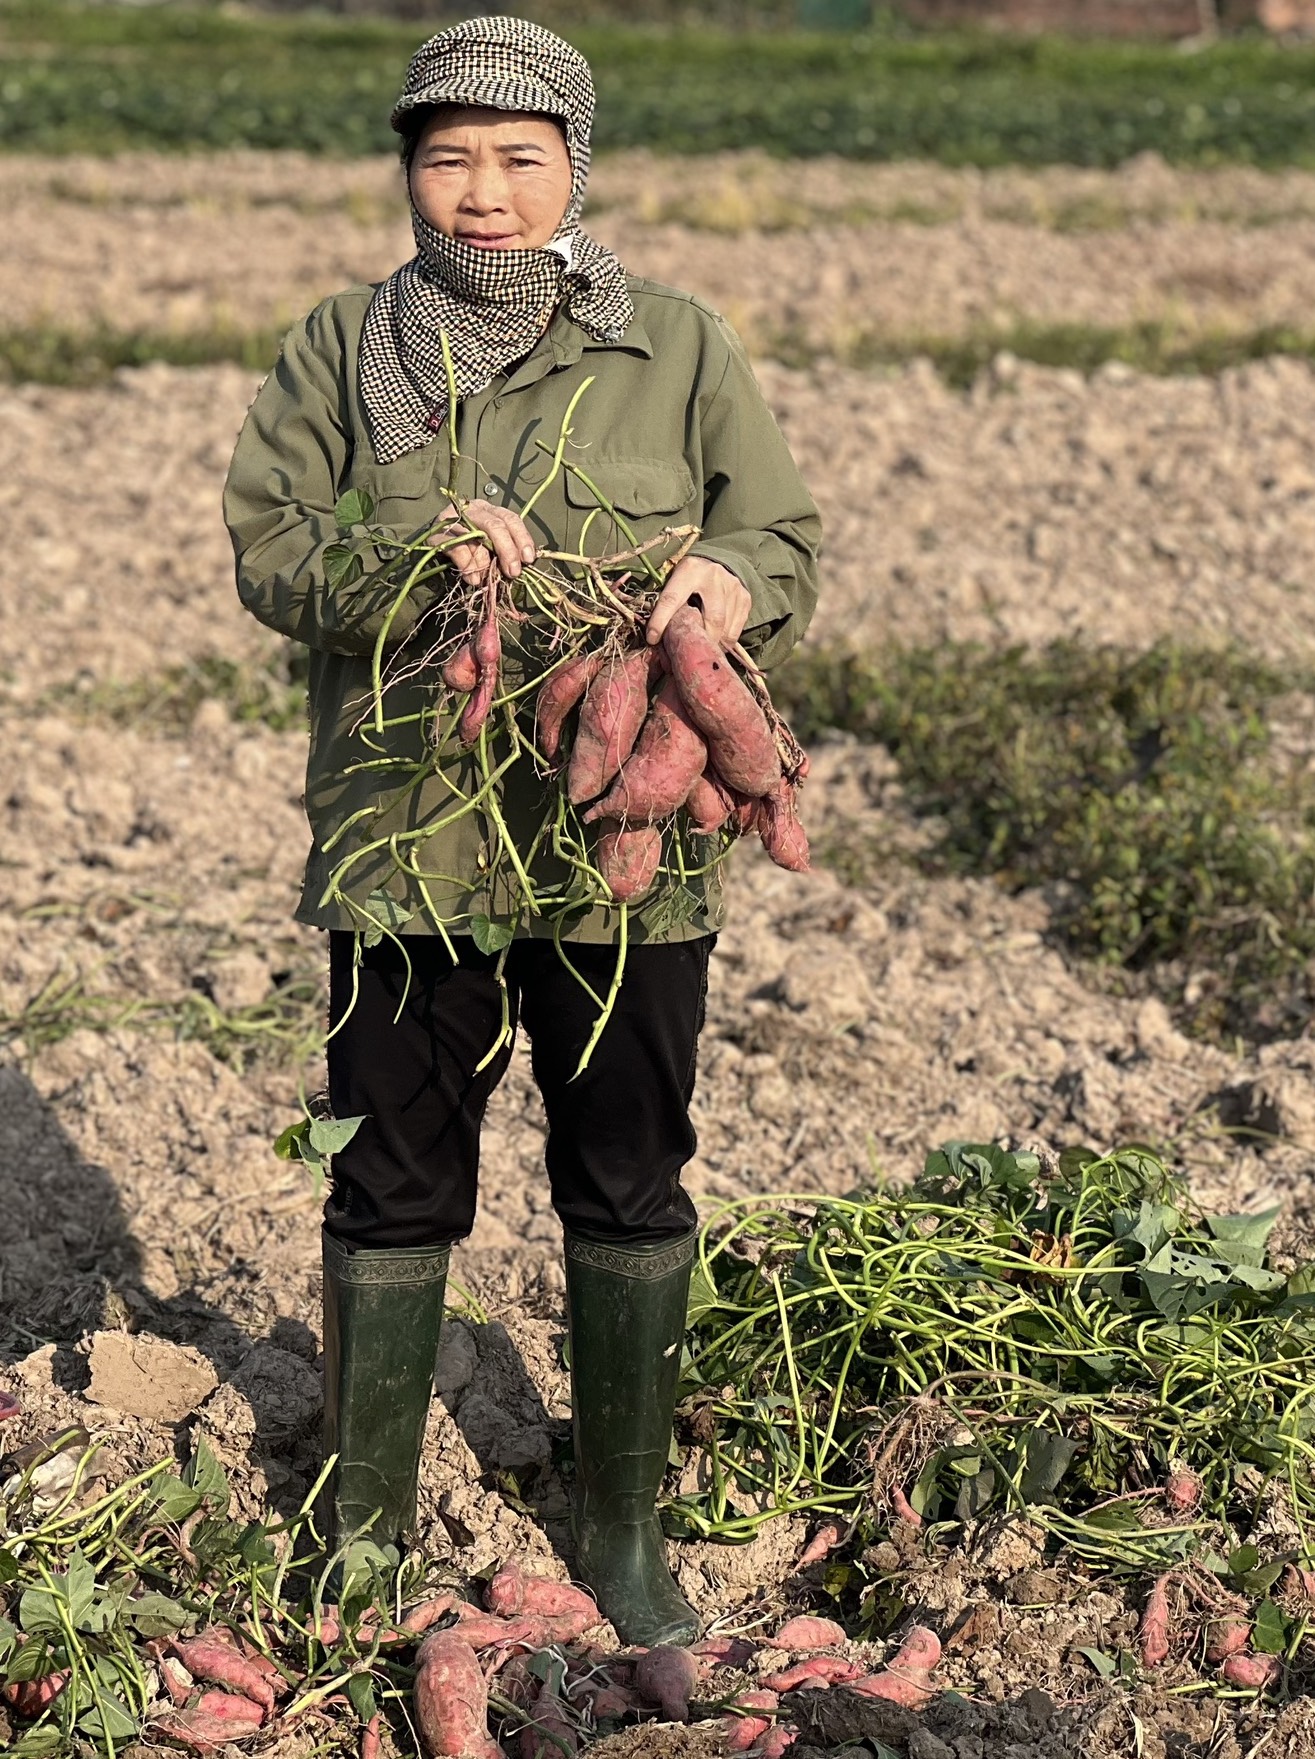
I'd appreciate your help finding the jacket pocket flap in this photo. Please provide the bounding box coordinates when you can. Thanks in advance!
[563,457,696,515]
[350,445,443,507]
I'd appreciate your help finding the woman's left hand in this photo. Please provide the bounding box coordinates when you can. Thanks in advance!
[645,556,753,651]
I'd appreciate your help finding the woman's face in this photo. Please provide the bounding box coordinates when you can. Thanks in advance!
[409,105,573,252]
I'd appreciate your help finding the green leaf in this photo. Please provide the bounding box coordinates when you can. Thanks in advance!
[124,1592,189,1637]
[150,1473,204,1523]
[1057,1146,1099,1178]
[79,1694,139,1743]
[0,1550,19,1585]
[469,913,514,956]
[361,889,414,948]
[348,1671,378,1723]
[308,1115,365,1158]
[1239,1561,1287,1597]
[273,1118,313,1162]
[0,1618,16,1665]
[323,541,364,590]
[7,1636,55,1679]
[1228,1543,1260,1577]
[1075,1645,1117,1678]
[954,1466,995,1523]
[1252,1598,1289,1654]
[1205,1208,1280,1264]
[183,1438,230,1511]
[685,1258,721,1326]
[9,1729,64,1758]
[1019,1430,1080,1503]
[334,488,376,530]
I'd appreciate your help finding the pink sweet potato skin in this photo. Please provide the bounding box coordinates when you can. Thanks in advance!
[567,647,658,804]
[1220,1652,1282,1690]
[170,1636,275,1720]
[1138,1576,1171,1670]
[458,614,502,746]
[1205,1615,1252,1664]
[692,1635,759,1669]
[755,780,810,873]
[684,768,732,834]
[596,822,662,901]
[536,653,603,765]
[518,1682,579,1758]
[442,642,479,693]
[4,1670,70,1718]
[634,1645,698,1721]
[155,1691,266,1752]
[750,1729,797,1757]
[773,1616,847,1652]
[662,606,779,798]
[721,1686,779,1750]
[413,1630,501,1757]
[583,678,708,825]
[764,1657,864,1692]
[485,1567,599,1641]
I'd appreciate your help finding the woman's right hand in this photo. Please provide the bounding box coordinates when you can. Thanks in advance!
[427,500,537,585]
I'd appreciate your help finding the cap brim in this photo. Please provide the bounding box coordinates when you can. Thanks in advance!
[391,75,567,134]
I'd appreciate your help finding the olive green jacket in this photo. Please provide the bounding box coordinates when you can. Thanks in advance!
[223,279,821,944]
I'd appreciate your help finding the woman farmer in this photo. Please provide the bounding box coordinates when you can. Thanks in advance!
[224,16,819,1647]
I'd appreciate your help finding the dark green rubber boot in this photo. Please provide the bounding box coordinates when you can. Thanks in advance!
[321,1231,449,1553]
[564,1230,701,1648]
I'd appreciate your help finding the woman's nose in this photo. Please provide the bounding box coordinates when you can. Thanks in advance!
[460,169,511,214]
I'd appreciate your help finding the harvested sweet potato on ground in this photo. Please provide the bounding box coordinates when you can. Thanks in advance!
[584,677,708,825]
[450,1610,544,1653]
[441,642,479,693]
[4,1669,70,1718]
[683,767,732,834]
[361,1712,383,1759]
[414,1630,502,1757]
[535,651,603,766]
[794,1522,845,1570]
[1138,1576,1172,1670]
[1220,1652,1282,1690]
[720,1688,778,1751]
[755,779,809,873]
[764,1656,864,1692]
[485,1565,599,1638]
[849,1625,941,1709]
[518,1681,579,1757]
[692,1635,759,1669]
[661,606,779,798]
[749,1729,797,1757]
[154,1691,265,1752]
[567,646,658,804]
[1163,1467,1202,1512]
[1205,1615,1252,1663]
[170,1636,275,1720]
[596,821,662,902]
[635,1645,698,1721]
[773,1616,847,1651]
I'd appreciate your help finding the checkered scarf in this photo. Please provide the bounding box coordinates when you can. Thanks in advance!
[359,16,634,466]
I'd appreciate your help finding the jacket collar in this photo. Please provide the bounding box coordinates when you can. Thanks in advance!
[501,306,653,396]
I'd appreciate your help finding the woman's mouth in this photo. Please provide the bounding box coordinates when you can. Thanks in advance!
[459,232,519,250]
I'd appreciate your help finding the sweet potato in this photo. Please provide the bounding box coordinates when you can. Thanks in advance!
[764,1657,863,1692]
[849,1625,941,1709]
[401,1594,462,1635]
[1205,1615,1252,1664]
[171,1636,275,1721]
[661,606,779,798]
[749,1730,797,1758]
[596,821,662,902]
[535,652,604,766]
[450,1610,544,1653]
[721,1688,778,1752]
[585,1683,636,1720]
[4,1669,70,1718]
[795,1522,845,1571]
[635,1645,698,1721]
[486,1565,599,1638]
[773,1616,847,1652]
[1220,1651,1282,1691]
[1138,1576,1172,1670]
[683,768,732,834]
[442,642,479,694]
[519,1682,579,1758]
[1163,1468,1202,1513]
[691,1635,759,1668]
[362,1712,383,1759]
[890,1486,922,1528]
[0,1388,21,1420]
[155,1691,265,1752]
[583,677,708,826]
[567,646,659,804]
[414,1630,502,1757]
[458,612,502,746]
[755,779,810,874]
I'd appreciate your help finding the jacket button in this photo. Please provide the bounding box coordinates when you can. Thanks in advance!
[483,481,498,496]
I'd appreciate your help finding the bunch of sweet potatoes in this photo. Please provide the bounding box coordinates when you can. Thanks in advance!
[534,607,808,902]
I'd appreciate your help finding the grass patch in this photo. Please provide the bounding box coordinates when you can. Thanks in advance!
[63,652,309,736]
[3,2,1315,165]
[776,641,1315,1037]
[11,320,1315,391]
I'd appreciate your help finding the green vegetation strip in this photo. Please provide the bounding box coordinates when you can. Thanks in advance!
[679,1142,1315,1663]
[776,641,1315,1038]
[4,1,1315,165]
[10,321,1315,391]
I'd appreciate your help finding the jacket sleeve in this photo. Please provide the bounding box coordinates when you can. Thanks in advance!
[689,321,821,672]
[223,301,444,658]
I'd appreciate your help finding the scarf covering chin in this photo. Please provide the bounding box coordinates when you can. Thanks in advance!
[359,15,635,467]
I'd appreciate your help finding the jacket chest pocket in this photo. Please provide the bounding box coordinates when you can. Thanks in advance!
[563,456,697,552]
[348,445,447,534]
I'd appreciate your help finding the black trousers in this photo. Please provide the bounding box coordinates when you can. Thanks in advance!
[323,932,713,1252]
